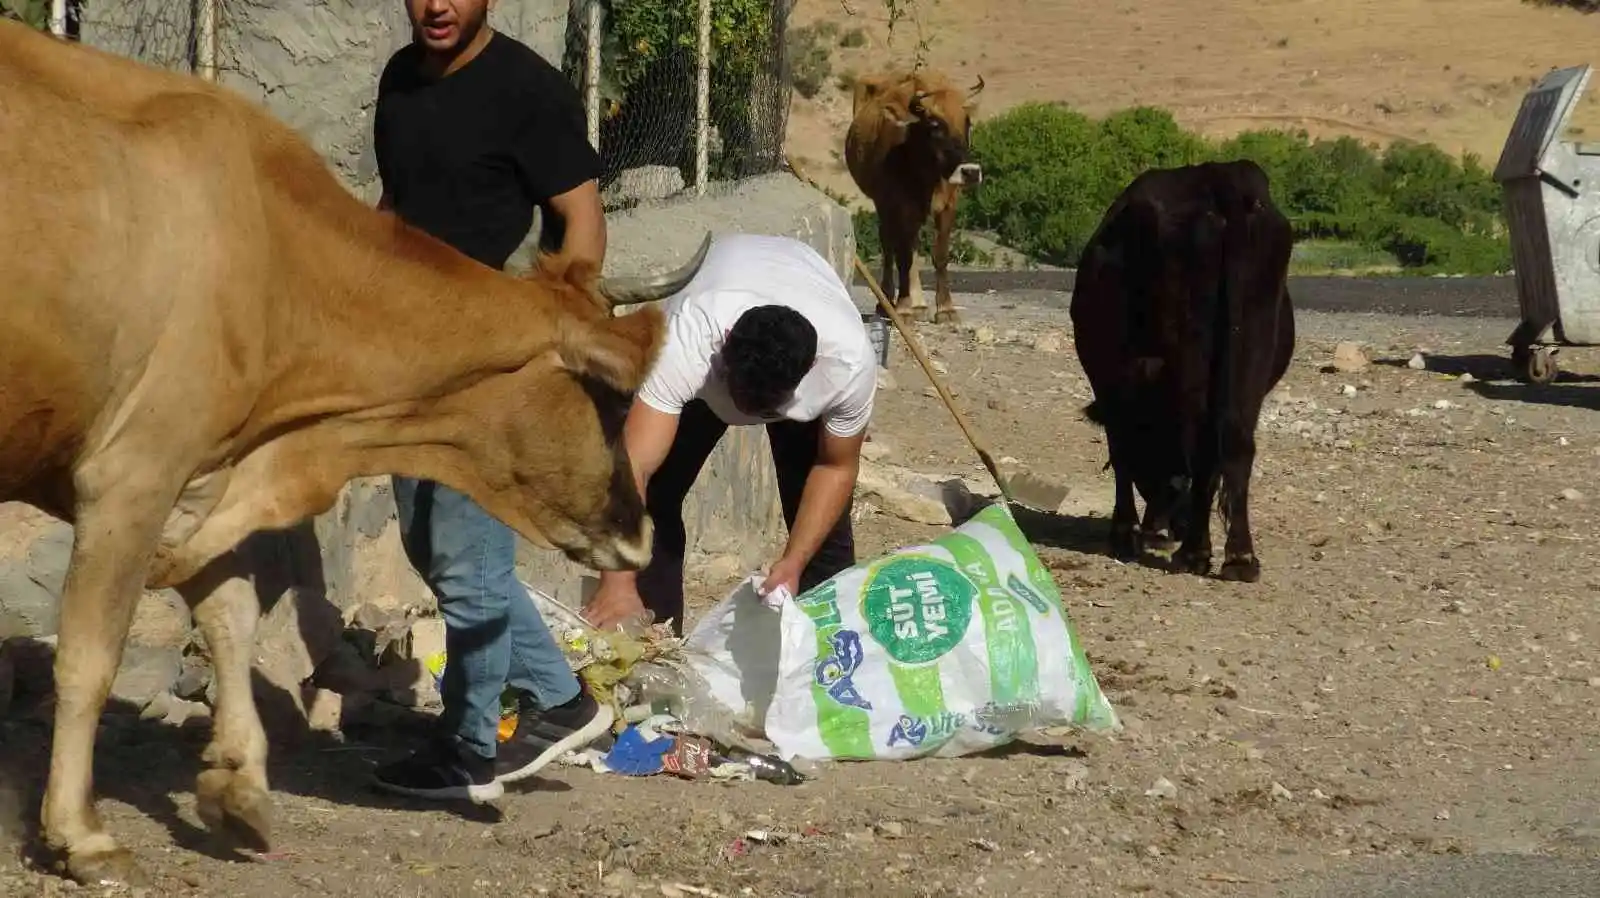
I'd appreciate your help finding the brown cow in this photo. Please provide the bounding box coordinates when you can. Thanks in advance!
[0,19,708,886]
[845,68,985,325]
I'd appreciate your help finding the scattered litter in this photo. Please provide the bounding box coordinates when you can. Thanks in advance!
[1436,810,1451,821]
[1270,782,1294,801]
[968,837,1000,852]
[1561,488,1585,502]
[1408,353,1427,370]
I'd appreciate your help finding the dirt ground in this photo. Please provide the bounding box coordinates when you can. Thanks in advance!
[786,0,1600,205]
[4,291,1600,897]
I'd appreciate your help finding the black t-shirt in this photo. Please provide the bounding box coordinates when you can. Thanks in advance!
[373,31,599,269]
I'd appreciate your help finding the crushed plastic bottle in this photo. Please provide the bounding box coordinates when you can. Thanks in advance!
[626,660,769,754]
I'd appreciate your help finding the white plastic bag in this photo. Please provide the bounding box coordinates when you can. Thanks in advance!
[684,503,1120,761]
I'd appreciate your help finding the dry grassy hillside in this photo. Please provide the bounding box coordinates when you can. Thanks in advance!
[786,0,1600,206]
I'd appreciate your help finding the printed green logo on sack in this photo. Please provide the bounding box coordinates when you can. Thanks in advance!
[861,556,976,664]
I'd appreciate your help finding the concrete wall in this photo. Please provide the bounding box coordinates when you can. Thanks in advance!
[4,2,853,713]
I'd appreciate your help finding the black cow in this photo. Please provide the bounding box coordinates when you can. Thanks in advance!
[1070,159,1296,582]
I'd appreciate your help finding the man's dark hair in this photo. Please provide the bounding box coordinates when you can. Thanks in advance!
[722,305,818,415]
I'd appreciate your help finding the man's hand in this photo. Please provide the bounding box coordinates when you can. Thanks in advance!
[581,578,651,632]
[759,555,805,601]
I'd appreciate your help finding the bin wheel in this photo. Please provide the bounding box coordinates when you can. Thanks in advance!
[1512,345,1558,385]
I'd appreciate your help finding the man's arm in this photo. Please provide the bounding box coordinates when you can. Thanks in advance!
[599,399,680,581]
[542,179,607,271]
[774,429,865,574]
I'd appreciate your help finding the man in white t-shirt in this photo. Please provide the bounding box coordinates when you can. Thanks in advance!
[582,233,878,634]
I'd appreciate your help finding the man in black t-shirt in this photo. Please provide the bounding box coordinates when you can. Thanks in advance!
[370,0,612,804]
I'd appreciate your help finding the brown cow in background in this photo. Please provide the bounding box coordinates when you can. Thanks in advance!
[846,68,985,325]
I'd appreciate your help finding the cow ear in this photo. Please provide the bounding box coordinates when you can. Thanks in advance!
[852,75,887,116]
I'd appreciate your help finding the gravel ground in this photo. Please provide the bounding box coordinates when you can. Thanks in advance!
[2,290,1598,898]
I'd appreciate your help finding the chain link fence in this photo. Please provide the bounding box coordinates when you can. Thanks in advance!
[563,0,795,210]
[14,0,796,210]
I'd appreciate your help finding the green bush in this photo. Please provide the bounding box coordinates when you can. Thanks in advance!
[884,102,1514,275]
[786,22,835,100]
[851,208,992,267]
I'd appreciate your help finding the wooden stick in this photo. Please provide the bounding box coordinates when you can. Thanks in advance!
[777,157,1016,504]
[852,256,1013,502]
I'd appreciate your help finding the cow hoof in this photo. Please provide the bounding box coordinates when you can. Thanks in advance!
[66,846,150,888]
[1173,548,1211,576]
[1109,529,1141,561]
[1219,554,1261,583]
[934,308,961,326]
[196,767,272,852]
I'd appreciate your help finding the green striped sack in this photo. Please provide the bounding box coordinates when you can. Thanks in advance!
[766,502,1119,761]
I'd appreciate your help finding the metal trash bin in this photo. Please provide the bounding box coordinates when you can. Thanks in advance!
[862,312,891,369]
[1494,63,1600,384]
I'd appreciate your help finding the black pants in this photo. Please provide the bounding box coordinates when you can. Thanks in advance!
[638,400,857,635]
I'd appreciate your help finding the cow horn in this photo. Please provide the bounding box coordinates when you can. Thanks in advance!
[597,232,713,306]
[969,75,986,97]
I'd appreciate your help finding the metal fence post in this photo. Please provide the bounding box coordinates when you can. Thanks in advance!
[196,0,217,81]
[584,0,601,152]
[694,0,711,195]
[48,0,66,37]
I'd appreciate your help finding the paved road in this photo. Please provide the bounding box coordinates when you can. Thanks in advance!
[1296,855,1600,898]
[849,269,1524,320]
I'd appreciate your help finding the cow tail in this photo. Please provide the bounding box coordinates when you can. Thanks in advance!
[1209,210,1242,529]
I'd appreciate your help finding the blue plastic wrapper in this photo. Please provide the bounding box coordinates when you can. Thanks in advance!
[601,725,675,776]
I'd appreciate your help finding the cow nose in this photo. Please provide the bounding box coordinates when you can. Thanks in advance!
[950,163,983,186]
[577,516,654,572]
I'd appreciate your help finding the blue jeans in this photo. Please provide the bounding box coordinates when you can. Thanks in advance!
[392,477,580,760]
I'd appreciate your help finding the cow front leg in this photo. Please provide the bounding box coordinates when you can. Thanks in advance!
[875,211,898,302]
[41,486,177,886]
[1104,432,1140,561]
[887,215,923,321]
[1137,479,1178,552]
[1173,454,1220,577]
[906,252,928,316]
[175,553,272,852]
[1217,427,1263,583]
[931,201,960,325]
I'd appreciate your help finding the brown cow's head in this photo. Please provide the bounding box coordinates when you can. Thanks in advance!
[881,73,986,187]
[426,240,712,572]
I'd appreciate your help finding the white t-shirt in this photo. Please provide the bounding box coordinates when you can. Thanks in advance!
[637,233,877,438]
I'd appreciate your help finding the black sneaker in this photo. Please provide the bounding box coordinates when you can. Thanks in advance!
[494,686,615,784]
[373,738,505,804]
